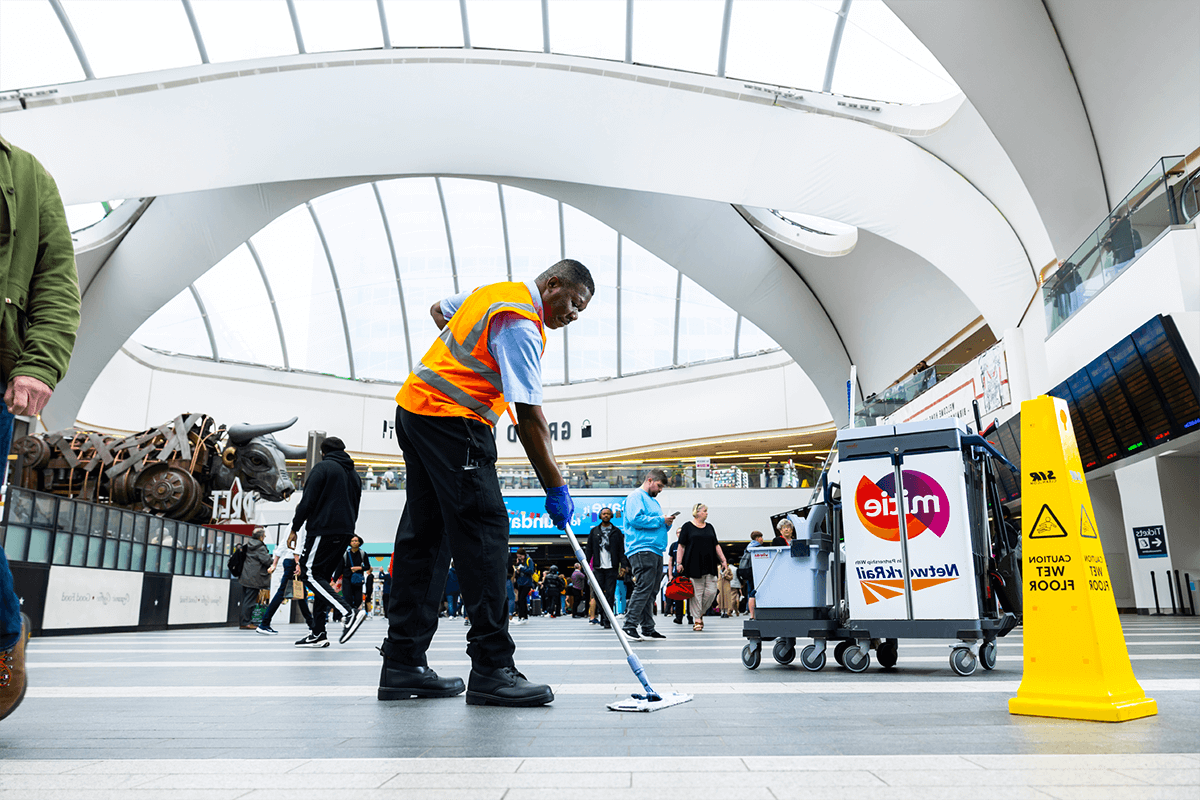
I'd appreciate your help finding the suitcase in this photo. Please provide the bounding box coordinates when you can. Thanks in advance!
[531,598,542,616]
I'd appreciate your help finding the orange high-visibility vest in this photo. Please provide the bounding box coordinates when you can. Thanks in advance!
[396,282,545,426]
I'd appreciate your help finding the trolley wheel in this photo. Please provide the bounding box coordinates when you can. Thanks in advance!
[833,640,851,668]
[877,639,898,669]
[800,644,826,672]
[843,645,871,673]
[773,639,796,665]
[742,643,762,670]
[950,647,978,676]
[980,640,997,671]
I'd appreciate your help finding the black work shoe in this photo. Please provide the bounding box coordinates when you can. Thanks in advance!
[622,628,643,641]
[643,630,667,639]
[378,662,465,701]
[466,666,554,707]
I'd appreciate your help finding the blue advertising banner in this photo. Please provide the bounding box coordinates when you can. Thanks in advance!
[505,495,627,534]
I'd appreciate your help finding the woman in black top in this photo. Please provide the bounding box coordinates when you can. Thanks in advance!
[343,535,372,611]
[675,503,728,632]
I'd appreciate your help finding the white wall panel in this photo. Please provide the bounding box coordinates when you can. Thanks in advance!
[43,566,143,630]
[167,575,230,626]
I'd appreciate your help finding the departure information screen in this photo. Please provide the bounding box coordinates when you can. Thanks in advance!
[1001,315,1199,499]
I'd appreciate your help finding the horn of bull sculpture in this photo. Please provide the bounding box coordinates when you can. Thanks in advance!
[226,416,300,445]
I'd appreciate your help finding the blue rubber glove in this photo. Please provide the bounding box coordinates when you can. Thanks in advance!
[545,484,574,530]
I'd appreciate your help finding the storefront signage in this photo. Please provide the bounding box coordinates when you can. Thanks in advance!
[168,575,230,625]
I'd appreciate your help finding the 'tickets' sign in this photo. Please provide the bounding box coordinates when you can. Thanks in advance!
[1132,525,1168,558]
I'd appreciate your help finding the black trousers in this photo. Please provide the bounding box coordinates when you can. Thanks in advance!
[382,407,516,670]
[299,531,352,635]
[594,567,618,616]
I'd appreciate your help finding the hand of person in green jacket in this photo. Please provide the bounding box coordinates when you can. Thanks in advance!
[4,376,52,416]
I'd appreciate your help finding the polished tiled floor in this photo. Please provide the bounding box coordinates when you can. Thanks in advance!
[1,612,1196,798]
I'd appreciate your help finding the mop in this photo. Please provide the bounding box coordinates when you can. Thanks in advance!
[504,407,691,711]
[561,520,694,712]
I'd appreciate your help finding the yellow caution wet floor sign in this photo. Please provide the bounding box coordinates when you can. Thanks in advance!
[1009,396,1156,722]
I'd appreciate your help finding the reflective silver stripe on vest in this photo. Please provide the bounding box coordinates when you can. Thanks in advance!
[413,362,501,425]
[441,300,542,394]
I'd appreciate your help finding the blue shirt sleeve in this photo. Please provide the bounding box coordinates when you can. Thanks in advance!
[625,490,665,531]
[489,315,543,406]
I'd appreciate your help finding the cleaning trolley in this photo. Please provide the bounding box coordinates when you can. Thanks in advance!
[742,417,1021,676]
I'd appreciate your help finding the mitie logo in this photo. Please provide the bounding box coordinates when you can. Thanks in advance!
[854,469,950,542]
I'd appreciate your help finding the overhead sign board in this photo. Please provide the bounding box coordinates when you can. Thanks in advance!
[1132,525,1168,559]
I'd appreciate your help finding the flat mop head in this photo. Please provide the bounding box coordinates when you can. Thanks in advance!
[606,692,694,712]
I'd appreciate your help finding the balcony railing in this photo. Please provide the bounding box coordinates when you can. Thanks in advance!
[1044,155,1198,336]
[853,364,961,426]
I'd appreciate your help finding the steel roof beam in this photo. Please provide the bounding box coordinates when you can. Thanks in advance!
[245,240,289,370]
[373,182,412,373]
[48,0,95,80]
[306,201,355,379]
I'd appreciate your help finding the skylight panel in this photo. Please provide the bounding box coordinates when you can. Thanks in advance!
[723,0,838,90]
[294,0,384,54]
[631,0,724,75]
[547,0,625,62]
[189,0,298,63]
[382,0,464,48]
[0,0,86,90]
[60,0,200,79]
[465,0,543,52]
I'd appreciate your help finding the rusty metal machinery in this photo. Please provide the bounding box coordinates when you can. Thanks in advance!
[14,415,306,523]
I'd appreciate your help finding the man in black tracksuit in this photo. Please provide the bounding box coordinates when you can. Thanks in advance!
[585,507,629,629]
[288,437,364,647]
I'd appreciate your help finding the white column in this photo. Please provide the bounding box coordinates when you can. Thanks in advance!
[1113,458,1177,613]
[1002,327,1032,405]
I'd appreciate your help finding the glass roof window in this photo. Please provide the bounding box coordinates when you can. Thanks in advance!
[548,0,625,62]
[466,0,543,52]
[64,199,127,234]
[382,0,464,48]
[294,0,383,54]
[136,291,212,360]
[17,0,959,107]
[309,184,407,381]
[192,244,284,367]
[131,177,780,386]
[189,0,298,63]
[60,0,200,80]
[0,0,85,91]
[250,204,351,377]
[632,0,726,75]
[677,275,736,365]
[831,0,958,104]
[561,205,617,383]
[619,237,677,375]
[723,0,839,92]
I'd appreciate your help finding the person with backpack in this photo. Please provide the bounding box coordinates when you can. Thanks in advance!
[342,535,372,613]
[236,528,272,630]
[540,566,565,618]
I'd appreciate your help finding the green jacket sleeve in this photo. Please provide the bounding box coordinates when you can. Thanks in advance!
[13,164,81,389]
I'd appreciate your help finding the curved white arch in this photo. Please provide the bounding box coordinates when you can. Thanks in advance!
[13,54,1036,427]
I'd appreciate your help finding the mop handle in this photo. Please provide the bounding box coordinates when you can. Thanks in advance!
[562,522,660,699]
[503,405,660,699]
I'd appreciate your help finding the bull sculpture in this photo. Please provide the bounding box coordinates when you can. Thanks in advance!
[14,414,307,523]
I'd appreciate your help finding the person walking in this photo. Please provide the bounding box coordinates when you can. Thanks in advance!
[287,436,365,649]
[378,260,594,707]
[237,528,272,630]
[622,469,678,641]
[257,532,313,635]
[0,135,82,721]
[540,566,565,618]
[342,535,372,612]
[513,550,534,625]
[585,507,628,629]
[675,504,728,632]
[666,539,692,626]
[568,563,587,619]
[444,562,461,618]
[717,562,736,618]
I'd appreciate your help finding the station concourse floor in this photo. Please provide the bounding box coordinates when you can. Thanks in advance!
[0,612,1196,799]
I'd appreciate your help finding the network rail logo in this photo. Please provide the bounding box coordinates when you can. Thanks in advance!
[854,469,950,541]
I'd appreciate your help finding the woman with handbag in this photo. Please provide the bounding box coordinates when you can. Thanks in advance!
[343,535,372,612]
[675,504,728,632]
